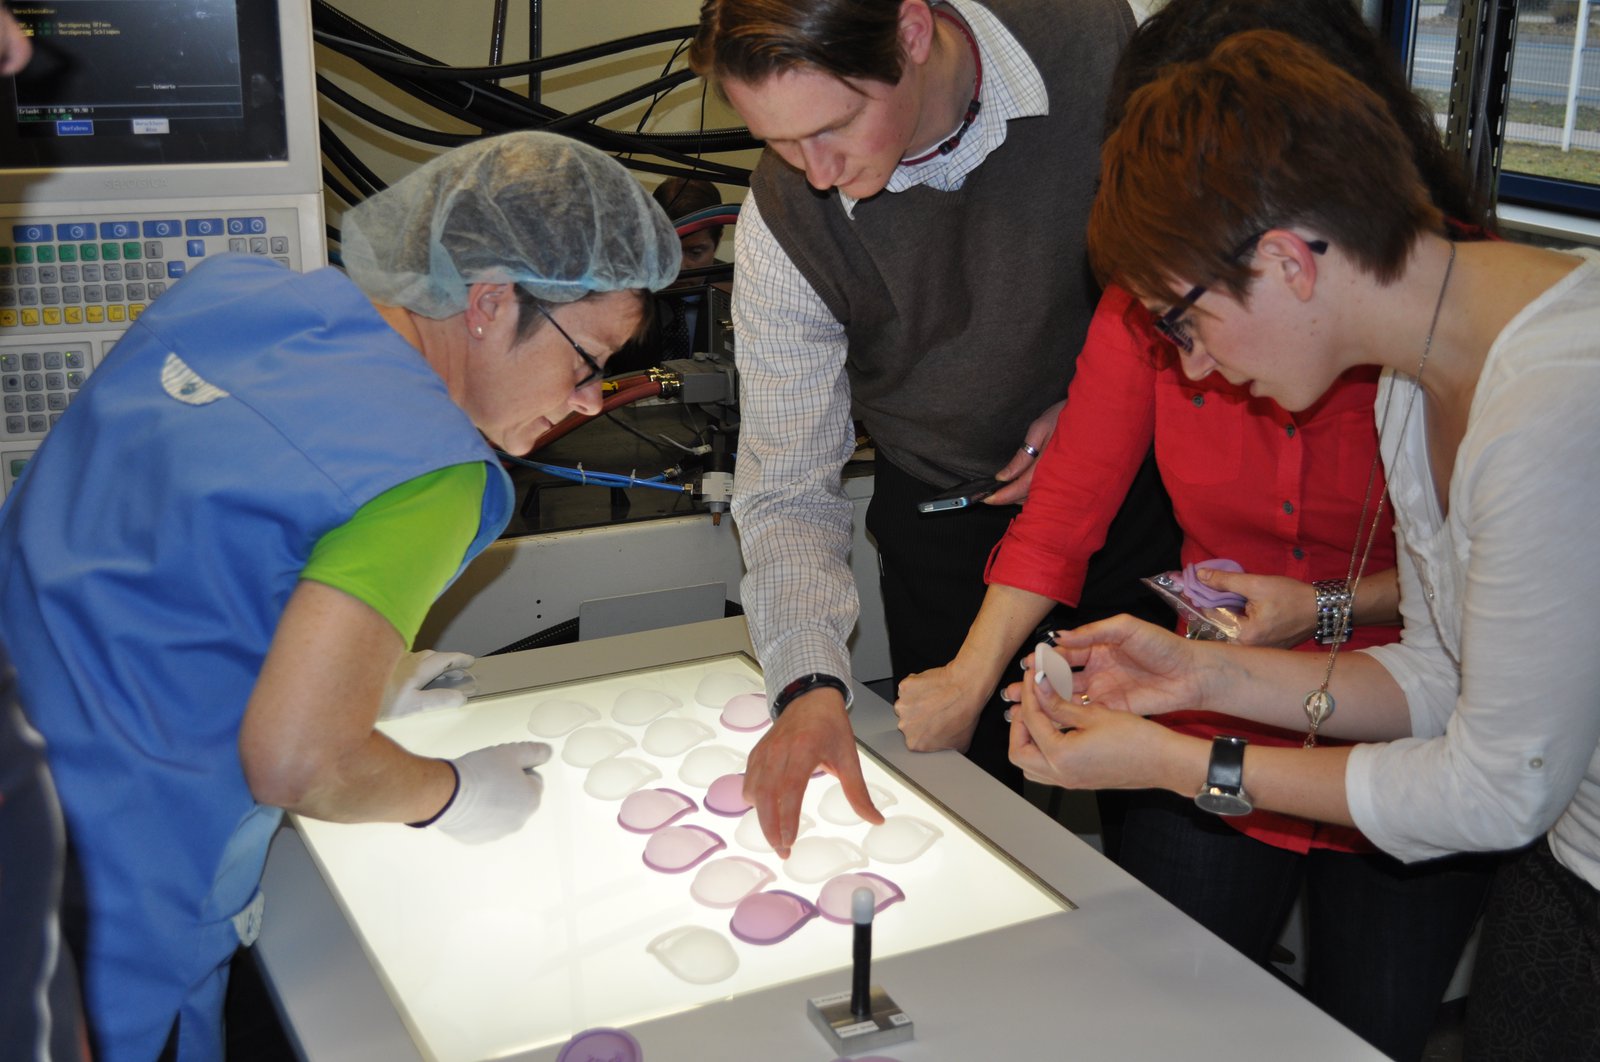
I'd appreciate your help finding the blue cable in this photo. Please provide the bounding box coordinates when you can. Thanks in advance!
[496,451,687,494]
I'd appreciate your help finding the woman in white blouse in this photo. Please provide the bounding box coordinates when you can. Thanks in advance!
[1015,31,1600,1060]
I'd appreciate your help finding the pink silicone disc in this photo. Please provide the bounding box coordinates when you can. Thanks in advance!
[642,824,726,873]
[1183,558,1247,609]
[729,889,818,945]
[617,788,699,833]
[816,872,905,924]
[557,1028,641,1062]
[704,773,752,817]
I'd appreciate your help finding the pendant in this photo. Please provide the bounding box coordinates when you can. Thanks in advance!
[1303,689,1335,749]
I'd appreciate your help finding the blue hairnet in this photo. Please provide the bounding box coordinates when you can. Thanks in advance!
[341,131,680,318]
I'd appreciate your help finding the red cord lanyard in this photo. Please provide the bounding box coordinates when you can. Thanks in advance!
[900,7,984,166]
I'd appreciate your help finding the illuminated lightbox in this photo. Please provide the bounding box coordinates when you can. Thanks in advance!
[292,653,1070,1061]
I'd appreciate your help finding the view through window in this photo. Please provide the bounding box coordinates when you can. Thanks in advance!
[1409,1,1599,194]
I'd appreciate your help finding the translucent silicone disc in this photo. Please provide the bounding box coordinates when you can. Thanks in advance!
[679,745,748,788]
[641,716,716,757]
[694,671,760,708]
[817,781,897,825]
[646,926,738,985]
[729,889,819,945]
[735,808,813,854]
[525,698,600,738]
[583,757,662,801]
[863,816,943,863]
[704,773,752,817]
[616,788,698,833]
[783,836,867,884]
[815,872,905,924]
[611,688,683,726]
[560,726,636,768]
[689,856,777,908]
[642,824,726,873]
[719,693,771,732]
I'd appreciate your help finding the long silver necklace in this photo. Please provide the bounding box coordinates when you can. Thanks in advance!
[1303,240,1457,748]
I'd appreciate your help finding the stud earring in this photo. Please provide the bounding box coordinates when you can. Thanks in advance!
[473,325,485,338]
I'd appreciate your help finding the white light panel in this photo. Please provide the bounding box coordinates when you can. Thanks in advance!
[292,654,1069,1061]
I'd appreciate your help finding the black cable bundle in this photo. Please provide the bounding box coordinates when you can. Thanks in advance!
[311,0,759,242]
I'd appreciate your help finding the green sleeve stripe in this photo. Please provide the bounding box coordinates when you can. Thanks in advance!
[300,462,488,646]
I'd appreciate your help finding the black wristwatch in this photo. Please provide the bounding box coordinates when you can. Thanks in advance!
[771,673,851,720]
[1194,736,1253,816]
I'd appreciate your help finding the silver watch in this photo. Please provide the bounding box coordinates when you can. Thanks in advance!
[1312,579,1353,645]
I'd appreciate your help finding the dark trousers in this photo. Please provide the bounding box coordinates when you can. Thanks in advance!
[1105,788,1493,1062]
[865,456,1177,790]
[1464,838,1600,1062]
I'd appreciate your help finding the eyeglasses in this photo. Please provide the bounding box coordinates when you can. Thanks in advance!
[1152,233,1328,354]
[534,303,605,390]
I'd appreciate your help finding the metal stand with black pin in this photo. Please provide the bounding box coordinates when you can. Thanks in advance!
[805,887,914,1054]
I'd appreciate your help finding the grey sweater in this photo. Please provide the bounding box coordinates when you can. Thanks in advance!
[751,0,1134,486]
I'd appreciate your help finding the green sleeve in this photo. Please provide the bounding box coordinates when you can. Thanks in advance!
[300,462,488,646]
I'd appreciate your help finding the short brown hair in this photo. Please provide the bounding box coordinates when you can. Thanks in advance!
[689,0,906,87]
[1088,31,1442,304]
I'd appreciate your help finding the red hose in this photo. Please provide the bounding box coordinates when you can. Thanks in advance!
[529,380,664,452]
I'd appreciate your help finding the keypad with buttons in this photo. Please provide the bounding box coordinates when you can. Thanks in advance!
[1,210,302,334]
[1,207,309,493]
[0,345,92,439]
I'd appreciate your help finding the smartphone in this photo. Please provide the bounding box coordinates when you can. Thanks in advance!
[916,476,1004,513]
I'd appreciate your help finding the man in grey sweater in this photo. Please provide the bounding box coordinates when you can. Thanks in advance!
[690,0,1178,855]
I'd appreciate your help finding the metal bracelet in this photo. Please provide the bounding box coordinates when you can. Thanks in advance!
[1312,579,1353,645]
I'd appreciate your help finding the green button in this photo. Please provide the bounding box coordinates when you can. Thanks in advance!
[0,247,12,265]
[57,244,77,263]
[79,243,99,262]
[10,458,27,478]
[122,242,141,260]
[36,245,55,264]
[101,243,119,261]
[14,246,34,264]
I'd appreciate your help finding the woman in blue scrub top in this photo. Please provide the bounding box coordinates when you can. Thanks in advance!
[0,131,680,1062]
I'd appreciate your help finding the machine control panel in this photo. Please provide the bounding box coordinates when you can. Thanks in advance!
[0,203,312,493]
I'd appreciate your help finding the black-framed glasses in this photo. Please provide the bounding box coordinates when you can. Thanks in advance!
[1152,233,1328,354]
[534,303,605,390]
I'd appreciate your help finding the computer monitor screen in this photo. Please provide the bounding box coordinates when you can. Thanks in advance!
[1,0,287,169]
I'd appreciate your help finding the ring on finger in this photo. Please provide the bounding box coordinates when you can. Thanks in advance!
[1022,443,1041,458]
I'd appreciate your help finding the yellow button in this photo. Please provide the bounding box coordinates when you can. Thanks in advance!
[129,303,145,320]
[86,306,105,324]
[20,309,39,327]
[64,307,83,325]
[0,310,16,328]
[107,304,126,322]
[42,308,61,326]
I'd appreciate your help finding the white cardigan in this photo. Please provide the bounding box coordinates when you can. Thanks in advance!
[1351,249,1600,889]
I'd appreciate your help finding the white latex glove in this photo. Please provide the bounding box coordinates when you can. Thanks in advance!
[380,650,477,719]
[433,742,553,844]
